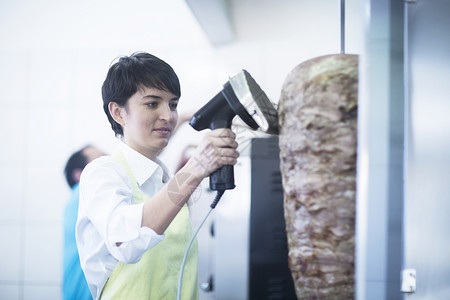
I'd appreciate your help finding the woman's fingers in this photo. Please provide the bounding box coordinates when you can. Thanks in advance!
[215,147,239,159]
[210,137,238,149]
[184,128,240,179]
[208,128,236,138]
[206,129,238,148]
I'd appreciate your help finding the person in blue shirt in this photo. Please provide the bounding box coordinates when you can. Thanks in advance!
[63,145,104,300]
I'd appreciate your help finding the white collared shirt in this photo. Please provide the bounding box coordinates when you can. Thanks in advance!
[76,141,169,299]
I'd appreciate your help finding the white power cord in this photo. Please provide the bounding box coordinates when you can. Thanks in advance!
[176,207,213,300]
[176,190,225,300]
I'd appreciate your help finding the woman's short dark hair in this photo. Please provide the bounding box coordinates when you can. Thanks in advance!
[101,52,181,136]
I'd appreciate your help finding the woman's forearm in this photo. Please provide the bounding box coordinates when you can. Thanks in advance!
[141,163,203,234]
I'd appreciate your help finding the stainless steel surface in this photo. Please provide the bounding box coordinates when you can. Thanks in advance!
[403,0,450,298]
[229,70,278,135]
[214,156,251,300]
[340,0,345,54]
[356,0,404,299]
[187,180,216,300]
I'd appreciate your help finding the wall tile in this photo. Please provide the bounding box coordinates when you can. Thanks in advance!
[23,224,62,282]
[0,284,20,300]
[72,49,110,109]
[0,49,28,109]
[24,167,67,223]
[23,284,60,300]
[0,167,24,222]
[70,106,113,147]
[0,109,26,166]
[28,50,74,109]
[25,107,71,166]
[0,225,22,281]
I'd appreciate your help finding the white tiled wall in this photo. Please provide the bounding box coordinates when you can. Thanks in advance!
[0,226,21,281]
[0,167,23,222]
[0,284,21,300]
[24,225,62,282]
[0,0,362,299]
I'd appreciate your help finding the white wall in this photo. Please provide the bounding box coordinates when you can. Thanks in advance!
[0,0,362,299]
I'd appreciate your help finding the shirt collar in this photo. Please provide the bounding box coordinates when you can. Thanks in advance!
[117,140,163,187]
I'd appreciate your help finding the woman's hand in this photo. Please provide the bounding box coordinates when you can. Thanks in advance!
[142,128,238,232]
[182,128,239,179]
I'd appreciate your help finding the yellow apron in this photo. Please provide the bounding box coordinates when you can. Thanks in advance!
[100,150,198,300]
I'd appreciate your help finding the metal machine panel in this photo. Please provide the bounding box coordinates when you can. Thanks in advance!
[249,137,296,300]
[214,156,251,300]
[403,0,450,298]
[212,137,295,300]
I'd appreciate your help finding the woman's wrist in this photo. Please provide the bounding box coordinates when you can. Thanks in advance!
[179,156,208,181]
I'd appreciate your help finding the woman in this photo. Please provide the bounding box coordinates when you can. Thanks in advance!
[76,52,238,299]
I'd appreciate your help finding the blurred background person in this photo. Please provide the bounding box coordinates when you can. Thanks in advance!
[63,145,104,300]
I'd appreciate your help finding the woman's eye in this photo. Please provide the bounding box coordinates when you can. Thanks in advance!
[170,103,178,110]
[147,102,158,108]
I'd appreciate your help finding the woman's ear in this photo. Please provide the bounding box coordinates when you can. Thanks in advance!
[109,102,125,126]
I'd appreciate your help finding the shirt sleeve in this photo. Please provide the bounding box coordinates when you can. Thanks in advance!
[79,157,164,264]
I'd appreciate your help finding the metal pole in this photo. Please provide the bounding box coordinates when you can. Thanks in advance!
[340,0,345,53]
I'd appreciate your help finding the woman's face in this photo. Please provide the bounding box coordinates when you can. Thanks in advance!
[121,86,179,160]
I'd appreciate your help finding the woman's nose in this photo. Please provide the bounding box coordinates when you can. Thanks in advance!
[159,104,173,120]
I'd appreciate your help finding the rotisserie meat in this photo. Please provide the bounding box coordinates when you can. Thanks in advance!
[278,54,358,299]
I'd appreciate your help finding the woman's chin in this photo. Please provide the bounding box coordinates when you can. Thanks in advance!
[154,139,170,150]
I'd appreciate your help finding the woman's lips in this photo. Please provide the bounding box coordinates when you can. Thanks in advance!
[154,127,171,135]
